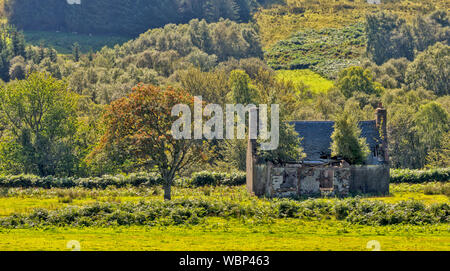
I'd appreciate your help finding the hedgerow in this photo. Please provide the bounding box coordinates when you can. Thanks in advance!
[0,173,164,189]
[0,171,247,189]
[0,198,447,228]
[0,168,447,189]
[390,168,450,184]
[190,171,246,187]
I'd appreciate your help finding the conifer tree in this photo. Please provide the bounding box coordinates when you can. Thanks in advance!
[331,112,370,165]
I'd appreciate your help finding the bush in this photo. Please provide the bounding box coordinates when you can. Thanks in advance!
[0,171,246,189]
[0,172,163,189]
[191,171,246,187]
[423,182,450,196]
[390,168,450,183]
[0,198,447,228]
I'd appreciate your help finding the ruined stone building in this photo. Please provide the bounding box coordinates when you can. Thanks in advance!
[246,105,390,198]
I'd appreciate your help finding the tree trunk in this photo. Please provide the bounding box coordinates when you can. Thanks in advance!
[163,182,172,201]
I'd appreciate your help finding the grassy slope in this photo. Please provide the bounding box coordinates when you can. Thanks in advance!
[266,23,366,78]
[276,69,334,93]
[256,0,449,48]
[259,0,449,78]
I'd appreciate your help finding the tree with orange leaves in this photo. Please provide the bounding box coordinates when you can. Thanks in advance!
[92,84,211,200]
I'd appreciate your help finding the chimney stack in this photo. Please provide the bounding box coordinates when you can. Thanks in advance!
[375,103,389,163]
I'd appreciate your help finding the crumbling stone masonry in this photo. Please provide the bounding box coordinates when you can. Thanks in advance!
[247,105,390,198]
[247,162,389,198]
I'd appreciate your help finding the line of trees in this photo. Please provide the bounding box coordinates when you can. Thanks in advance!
[365,10,449,65]
[4,0,271,35]
[0,11,447,189]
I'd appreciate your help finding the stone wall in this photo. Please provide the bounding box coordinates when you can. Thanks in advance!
[349,165,390,196]
[247,162,389,198]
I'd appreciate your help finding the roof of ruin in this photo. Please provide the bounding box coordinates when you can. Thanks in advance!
[291,120,381,161]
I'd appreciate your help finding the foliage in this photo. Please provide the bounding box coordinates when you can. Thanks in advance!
[90,84,215,200]
[28,19,263,104]
[255,0,445,48]
[190,171,246,187]
[23,30,129,55]
[0,72,80,176]
[384,90,449,169]
[405,42,449,96]
[265,24,366,78]
[365,11,449,65]
[72,42,80,62]
[330,111,370,165]
[0,24,25,81]
[337,66,383,98]
[0,170,247,189]
[228,69,257,104]
[390,168,450,184]
[1,167,445,190]
[0,0,447,178]
[256,122,305,164]
[423,182,450,197]
[386,103,424,169]
[0,196,447,228]
[365,12,415,65]
[426,132,450,168]
[275,69,334,94]
[415,102,449,163]
[363,57,410,89]
[4,0,266,35]
[0,172,163,189]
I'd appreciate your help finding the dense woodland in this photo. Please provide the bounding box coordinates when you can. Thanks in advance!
[3,0,274,35]
[0,0,447,192]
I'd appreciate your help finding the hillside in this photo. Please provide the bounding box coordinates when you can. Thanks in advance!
[266,23,366,78]
[0,0,447,174]
[256,0,449,48]
[3,0,268,35]
[0,0,448,254]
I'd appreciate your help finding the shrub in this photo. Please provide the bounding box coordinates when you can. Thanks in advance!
[390,168,450,183]
[424,182,450,196]
[0,172,163,189]
[0,171,246,189]
[191,171,246,187]
[1,197,446,228]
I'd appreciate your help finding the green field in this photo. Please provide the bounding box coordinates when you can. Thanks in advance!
[276,69,334,94]
[0,184,448,251]
[1,219,449,251]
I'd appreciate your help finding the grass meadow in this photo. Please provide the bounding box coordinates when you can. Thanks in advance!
[276,69,334,94]
[0,183,448,251]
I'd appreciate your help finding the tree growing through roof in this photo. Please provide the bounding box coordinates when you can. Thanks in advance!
[330,111,370,165]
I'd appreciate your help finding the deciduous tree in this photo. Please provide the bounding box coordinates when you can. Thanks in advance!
[92,84,212,200]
